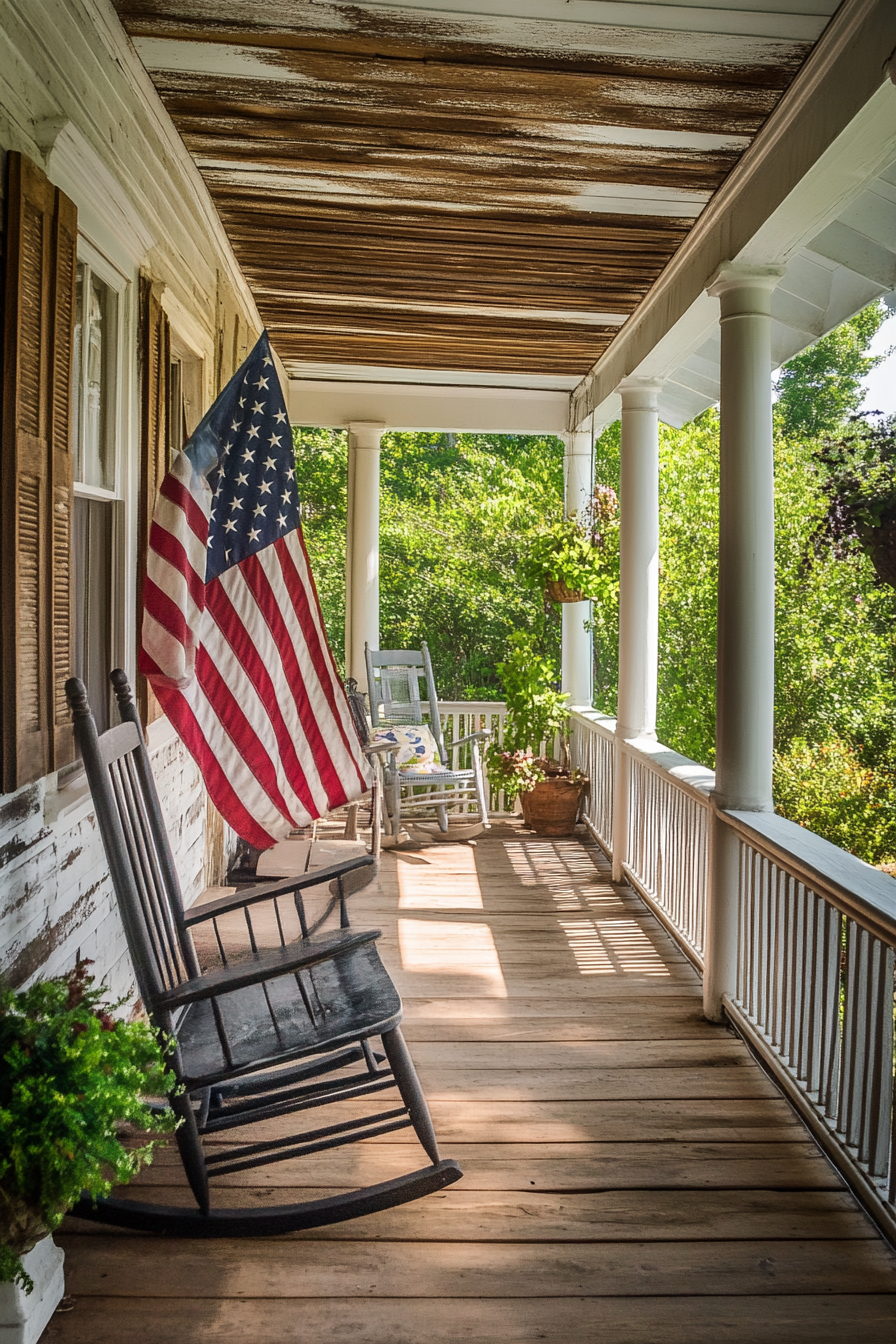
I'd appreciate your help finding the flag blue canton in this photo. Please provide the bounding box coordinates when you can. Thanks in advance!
[201,332,300,582]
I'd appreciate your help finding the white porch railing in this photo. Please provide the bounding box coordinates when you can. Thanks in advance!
[569,708,896,1247]
[439,701,508,812]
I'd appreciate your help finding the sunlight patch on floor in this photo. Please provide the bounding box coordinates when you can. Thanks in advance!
[397,847,484,909]
[557,917,672,977]
[398,918,507,996]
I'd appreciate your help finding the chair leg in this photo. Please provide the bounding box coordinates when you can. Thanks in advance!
[171,1089,210,1214]
[436,804,449,833]
[381,1027,440,1164]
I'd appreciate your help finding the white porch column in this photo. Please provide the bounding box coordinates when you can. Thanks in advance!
[703,267,782,1022]
[561,429,593,707]
[611,379,661,883]
[345,420,384,692]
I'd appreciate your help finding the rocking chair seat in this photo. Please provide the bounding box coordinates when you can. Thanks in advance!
[177,938,402,1090]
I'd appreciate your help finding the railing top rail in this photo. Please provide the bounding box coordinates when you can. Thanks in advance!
[622,735,715,803]
[725,809,896,946]
[570,708,616,739]
[439,701,507,714]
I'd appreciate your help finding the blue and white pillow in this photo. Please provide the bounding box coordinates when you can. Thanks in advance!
[370,725,444,772]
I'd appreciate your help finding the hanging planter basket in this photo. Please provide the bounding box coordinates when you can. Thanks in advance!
[544,578,586,604]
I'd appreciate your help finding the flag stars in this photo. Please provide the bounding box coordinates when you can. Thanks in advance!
[277,514,287,529]
[262,455,277,472]
[259,480,273,496]
[241,447,254,463]
[224,518,237,533]
[255,376,269,389]
[248,527,261,543]
[268,433,282,447]
[230,420,241,433]
[286,467,295,481]
[229,497,244,511]
[263,355,273,366]
[252,401,265,414]
[274,409,287,424]
[239,396,246,408]
[281,489,292,504]
[253,503,267,518]
[248,425,260,440]
[236,471,249,487]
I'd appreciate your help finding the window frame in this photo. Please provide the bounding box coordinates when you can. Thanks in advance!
[70,237,129,735]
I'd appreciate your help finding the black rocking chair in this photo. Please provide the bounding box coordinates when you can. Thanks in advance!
[65,671,461,1236]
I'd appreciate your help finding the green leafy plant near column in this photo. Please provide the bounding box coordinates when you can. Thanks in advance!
[0,961,175,1291]
[484,632,581,802]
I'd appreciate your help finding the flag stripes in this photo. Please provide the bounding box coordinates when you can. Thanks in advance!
[140,332,369,847]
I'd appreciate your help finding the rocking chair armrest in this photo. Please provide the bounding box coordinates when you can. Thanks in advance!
[182,855,376,926]
[152,927,381,1010]
[362,740,394,757]
[451,730,492,748]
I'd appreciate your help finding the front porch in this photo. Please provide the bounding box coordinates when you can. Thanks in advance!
[53,823,896,1342]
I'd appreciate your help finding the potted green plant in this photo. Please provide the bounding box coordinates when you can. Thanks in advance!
[521,485,619,604]
[486,633,588,836]
[0,960,174,1338]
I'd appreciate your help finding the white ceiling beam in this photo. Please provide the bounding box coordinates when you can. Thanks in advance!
[288,381,570,433]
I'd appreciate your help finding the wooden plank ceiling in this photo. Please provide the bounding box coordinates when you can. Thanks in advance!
[115,0,840,382]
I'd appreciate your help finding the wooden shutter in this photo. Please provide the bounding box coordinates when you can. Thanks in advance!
[1,152,76,792]
[137,275,169,725]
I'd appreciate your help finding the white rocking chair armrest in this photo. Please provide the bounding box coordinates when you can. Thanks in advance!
[362,740,395,757]
[450,729,492,748]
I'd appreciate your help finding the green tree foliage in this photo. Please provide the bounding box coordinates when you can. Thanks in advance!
[774,301,888,437]
[294,429,564,698]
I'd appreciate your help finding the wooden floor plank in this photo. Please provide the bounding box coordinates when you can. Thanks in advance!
[135,1141,844,1191]
[60,1237,896,1298]
[43,1295,896,1343]
[54,825,896,1342]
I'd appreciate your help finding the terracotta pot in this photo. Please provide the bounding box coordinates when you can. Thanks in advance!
[523,775,588,836]
[545,578,585,604]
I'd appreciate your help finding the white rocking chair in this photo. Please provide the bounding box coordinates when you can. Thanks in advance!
[364,643,491,841]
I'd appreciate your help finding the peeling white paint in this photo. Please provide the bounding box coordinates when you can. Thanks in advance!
[202,164,708,214]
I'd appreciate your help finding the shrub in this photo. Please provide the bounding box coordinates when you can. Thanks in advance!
[773,737,896,865]
[0,961,175,1290]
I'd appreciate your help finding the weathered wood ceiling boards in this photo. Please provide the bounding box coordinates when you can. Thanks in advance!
[115,0,841,382]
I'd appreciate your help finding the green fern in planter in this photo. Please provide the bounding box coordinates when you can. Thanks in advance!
[0,961,175,1291]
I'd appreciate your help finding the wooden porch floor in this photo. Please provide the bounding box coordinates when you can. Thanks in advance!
[53,823,896,1342]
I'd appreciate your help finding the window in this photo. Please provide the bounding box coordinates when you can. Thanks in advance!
[71,247,125,734]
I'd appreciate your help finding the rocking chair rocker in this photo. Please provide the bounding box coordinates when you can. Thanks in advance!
[64,671,461,1236]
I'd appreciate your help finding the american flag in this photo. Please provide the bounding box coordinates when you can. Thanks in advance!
[139,331,369,849]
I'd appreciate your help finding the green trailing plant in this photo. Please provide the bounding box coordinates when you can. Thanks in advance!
[521,486,619,604]
[486,633,576,801]
[0,961,175,1292]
